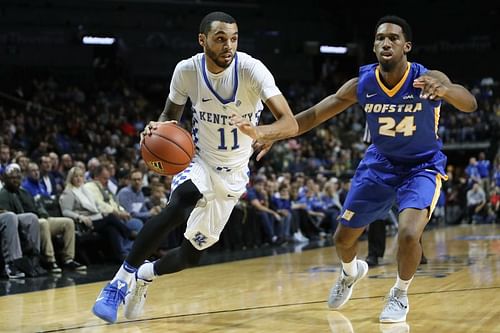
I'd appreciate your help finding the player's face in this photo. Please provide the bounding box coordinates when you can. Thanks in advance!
[373,23,411,71]
[200,21,238,71]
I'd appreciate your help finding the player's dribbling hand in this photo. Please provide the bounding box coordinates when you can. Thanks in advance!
[140,120,178,145]
[413,75,449,100]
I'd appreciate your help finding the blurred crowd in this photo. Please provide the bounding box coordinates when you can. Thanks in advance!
[0,71,498,279]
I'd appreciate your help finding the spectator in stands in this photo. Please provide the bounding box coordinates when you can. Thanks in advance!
[48,152,65,193]
[145,184,168,212]
[271,183,293,242]
[84,165,143,238]
[85,157,100,181]
[337,178,351,206]
[0,144,10,175]
[490,187,500,223]
[247,177,282,244]
[39,155,59,196]
[298,184,326,230]
[320,180,343,234]
[0,164,46,277]
[0,211,27,279]
[13,154,30,176]
[494,157,500,189]
[466,182,487,224]
[137,160,151,188]
[117,169,161,223]
[106,162,119,195]
[22,162,61,217]
[59,166,133,262]
[477,152,491,196]
[0,163,84,272]
[115,167,131,192]
[465,157,481,186]
[60,154,74,179]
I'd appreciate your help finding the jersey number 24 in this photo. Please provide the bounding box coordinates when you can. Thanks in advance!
[378,116,416,137]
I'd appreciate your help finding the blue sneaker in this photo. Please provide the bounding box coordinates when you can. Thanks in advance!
[92,279,128,323]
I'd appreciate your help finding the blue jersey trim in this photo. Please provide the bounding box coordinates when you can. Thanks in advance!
[201,53,239,105]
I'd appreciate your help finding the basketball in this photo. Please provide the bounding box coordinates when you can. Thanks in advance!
[141,123,195,175]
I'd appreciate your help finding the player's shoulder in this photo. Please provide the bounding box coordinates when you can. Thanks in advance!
[359,63,378,73]
[410,62,429,76]
[236,51,266,70]
[174,53,202,72]
[358,63,378,81]
[236,51,258,64]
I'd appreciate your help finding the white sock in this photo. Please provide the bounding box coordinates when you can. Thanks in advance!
[137,261,157,282]
[394,274,413,292]
[342,257,358,277]
[112,261,137,286]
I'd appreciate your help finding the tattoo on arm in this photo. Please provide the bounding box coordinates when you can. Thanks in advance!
[158,99,185,122]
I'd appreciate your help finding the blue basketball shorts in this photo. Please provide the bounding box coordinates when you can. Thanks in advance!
[339,147,447,228]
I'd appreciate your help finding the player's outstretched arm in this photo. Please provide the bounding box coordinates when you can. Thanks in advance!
[294,77,358,136]
[230,78,358,142]
[230,94,298,142]
[413,70,477,112]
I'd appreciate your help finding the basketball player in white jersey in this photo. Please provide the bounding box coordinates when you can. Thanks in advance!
[92,11,298,324]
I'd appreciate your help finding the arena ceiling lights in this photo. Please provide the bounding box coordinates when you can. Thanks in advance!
[319,45,348,54]
[82,36,116,45]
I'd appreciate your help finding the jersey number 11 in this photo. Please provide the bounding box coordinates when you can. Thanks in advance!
[218,128,240,150]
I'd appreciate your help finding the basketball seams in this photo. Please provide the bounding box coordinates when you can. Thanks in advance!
[151,132,192,161]
[162,123,194,156]
[176,125,195,156]
[142,141,189,166]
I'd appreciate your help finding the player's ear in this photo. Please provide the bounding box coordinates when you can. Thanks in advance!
[198,33,206,47]
[404,41,412,54]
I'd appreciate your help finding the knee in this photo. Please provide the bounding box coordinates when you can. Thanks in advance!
[2,212,17,225]
[127,218,143,232]
[65,218,75,232]
[398,228,420,246]
[334,230,357,249]
[39,219,49,232]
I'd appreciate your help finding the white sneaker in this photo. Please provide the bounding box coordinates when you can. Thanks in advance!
[379,288,409,323]
[328,260,369,309]
[124,274,152,319]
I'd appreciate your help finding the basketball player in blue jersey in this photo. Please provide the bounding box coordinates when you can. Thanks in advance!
[233,15,477,322]
[92,11,297,324]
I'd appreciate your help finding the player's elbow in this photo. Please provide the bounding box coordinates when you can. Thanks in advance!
[468,97,478,112]
[288,117,299,136]
[460,97,478,113]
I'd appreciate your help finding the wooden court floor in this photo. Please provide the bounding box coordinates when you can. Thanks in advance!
[0,224,499,333]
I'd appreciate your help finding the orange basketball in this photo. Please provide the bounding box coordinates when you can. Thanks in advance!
[141,123,195,176]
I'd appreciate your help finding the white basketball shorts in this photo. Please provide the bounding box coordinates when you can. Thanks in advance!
[170,156,249,250]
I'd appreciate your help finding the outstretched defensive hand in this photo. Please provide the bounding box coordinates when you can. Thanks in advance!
[252,141,274,161]
[230,112,273,161]
[140,120,178,145]
[229,112,260,140]
[413,75,449,100]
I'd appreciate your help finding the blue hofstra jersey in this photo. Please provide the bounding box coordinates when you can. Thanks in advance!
[357,62,442,164]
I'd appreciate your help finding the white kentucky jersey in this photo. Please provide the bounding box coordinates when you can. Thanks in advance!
[168,51,282,170]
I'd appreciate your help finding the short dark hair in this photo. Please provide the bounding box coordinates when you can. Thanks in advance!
[375,15,412,42]
[199,11,236,35]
